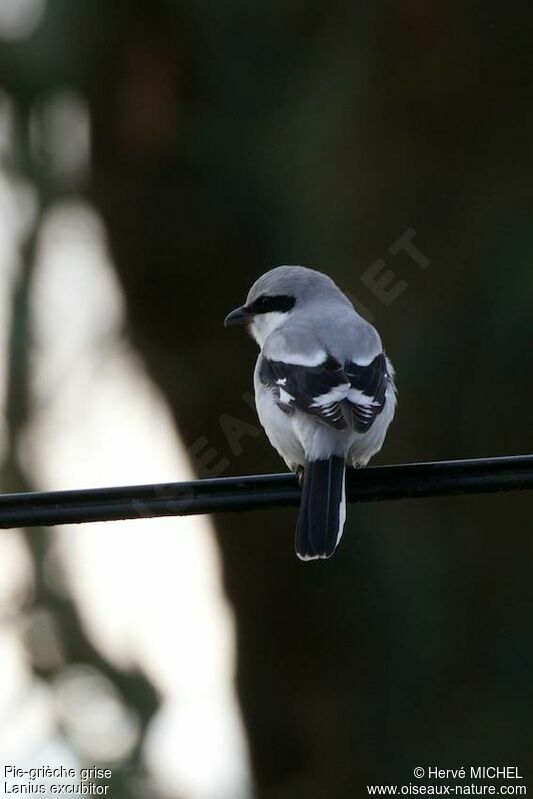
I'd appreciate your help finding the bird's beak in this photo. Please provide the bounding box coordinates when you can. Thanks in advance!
[224,305,252,327]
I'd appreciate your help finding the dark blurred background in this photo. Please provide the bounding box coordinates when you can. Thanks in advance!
[0,1,532,797]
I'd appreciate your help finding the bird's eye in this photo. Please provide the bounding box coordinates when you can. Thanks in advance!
[248,295,269,313]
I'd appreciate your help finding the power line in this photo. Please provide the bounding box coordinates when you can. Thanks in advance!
[0,454,531,529]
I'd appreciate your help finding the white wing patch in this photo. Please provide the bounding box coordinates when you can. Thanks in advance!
[266,344,327,367]
[278,387,295,405]
[310,383,351,409]
[349,351,379,367]
[347,387,379,407]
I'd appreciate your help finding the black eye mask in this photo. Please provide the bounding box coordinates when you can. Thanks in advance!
[247,294,296,315]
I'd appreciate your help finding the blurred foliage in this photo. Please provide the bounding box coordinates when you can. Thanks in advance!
[0,1,532,797]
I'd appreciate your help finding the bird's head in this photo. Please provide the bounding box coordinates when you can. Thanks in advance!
[224,265,340,346]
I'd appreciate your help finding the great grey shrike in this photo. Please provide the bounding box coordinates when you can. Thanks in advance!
[224,265,397,561]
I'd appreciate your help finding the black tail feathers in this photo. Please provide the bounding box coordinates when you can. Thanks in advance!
[295,456,346,560]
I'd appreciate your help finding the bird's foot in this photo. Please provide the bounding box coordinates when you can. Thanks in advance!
[296,465,305,487]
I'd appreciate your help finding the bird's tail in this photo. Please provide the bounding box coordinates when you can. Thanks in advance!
[295,456,346,560]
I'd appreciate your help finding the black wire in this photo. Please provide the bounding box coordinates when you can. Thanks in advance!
[0,454,531,529]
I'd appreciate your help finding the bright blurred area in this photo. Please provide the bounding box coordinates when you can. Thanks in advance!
[0,190,251,798]
[0,2,531,798]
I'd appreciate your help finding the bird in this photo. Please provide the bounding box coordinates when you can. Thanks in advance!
[224,265,397,561]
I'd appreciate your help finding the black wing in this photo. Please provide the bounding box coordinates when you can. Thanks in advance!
[345,353,390,433]
[259,354,351,430]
